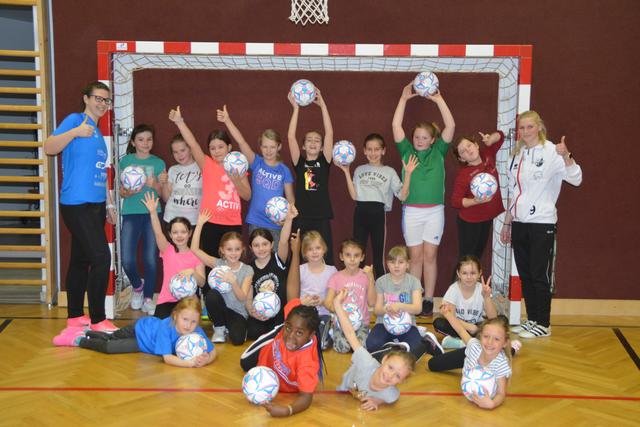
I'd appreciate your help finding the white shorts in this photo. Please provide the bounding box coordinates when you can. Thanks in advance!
[402,205,445,246]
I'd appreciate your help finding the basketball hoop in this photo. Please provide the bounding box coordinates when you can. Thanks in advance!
[289,0,329,25]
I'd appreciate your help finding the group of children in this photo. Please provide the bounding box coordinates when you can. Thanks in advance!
[55,82,520,415]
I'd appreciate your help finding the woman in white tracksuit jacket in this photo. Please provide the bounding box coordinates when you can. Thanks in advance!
[500,111,582,339]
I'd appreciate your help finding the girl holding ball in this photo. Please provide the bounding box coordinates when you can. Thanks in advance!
[391,82,456,316]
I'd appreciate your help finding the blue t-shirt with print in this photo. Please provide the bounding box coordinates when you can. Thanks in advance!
[53,113,108,205]
[246,155,293,229]
[134,316,214,356]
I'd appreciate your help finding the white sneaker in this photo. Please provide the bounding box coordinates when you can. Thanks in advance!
[519,324,550,339]
[417,325,428,337]
[511,320,535,334]
[511,339,523,355]
[130,289,143,310]
[442,336,466,349]
[141,298,155,315]
[211,326,227,343]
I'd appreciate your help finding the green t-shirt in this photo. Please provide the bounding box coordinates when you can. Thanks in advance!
[119,153,166,215]
[397,137,449,205]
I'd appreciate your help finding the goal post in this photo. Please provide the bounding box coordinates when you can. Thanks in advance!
[96,40,532,322]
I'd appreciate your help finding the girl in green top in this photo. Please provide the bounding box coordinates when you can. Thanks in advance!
[391,82,455,316]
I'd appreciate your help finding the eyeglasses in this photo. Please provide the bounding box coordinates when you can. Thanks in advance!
[88,94,113,105]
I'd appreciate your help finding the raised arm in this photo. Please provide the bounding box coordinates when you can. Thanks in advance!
[392,83,417,143]
[337,163,357,200]
[364,266,376,307]
[555,136,583,186]
[228,171,252,202]
[315,90,334,163]
[286,228,301,302]
[287,92,302,165]
[479,131,503,147]
[277,205,298,263]
[333,289,364,351]
[481,275,498,320]
[169,106,207,170]
[190,209,218,268]
[141,192,169,253]
[398,155,418,201]
[216,105,255,164]
[427,91,455,143]
[44,115,93,155]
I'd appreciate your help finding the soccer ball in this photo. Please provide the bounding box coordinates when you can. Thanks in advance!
[120,165,146,192]
[175,333,207,360]
[383,311,412,336]
[223,151,249,176]
[169,273,198,300]
[461,367,498,401]
[265,196,289,224]
[470,172,498,201]
[332,140,356,166]
[252,291,281,320]
[242,366,280,405]
[290,79,317,107]
[207,265,232,293]
[413,71,439,97]
[337,303,363,331]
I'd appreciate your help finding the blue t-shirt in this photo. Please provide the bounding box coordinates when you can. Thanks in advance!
[246,155,293,229]
[53,113,108,205]
[134,316,214,356]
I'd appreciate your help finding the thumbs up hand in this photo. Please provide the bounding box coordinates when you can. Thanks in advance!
[75,115,95,138]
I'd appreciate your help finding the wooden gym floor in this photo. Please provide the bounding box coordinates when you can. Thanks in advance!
[0,305,638,427]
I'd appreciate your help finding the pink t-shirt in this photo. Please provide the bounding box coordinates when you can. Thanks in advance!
[327,269,371,325]
[300,263,337,317]
[200,156,241,226]
[158,245,203,304]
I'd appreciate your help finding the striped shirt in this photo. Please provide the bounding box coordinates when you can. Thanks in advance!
[463,338,512,378]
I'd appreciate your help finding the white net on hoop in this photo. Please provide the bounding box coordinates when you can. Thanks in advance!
[110,52,519,300]
[289,0,329,25]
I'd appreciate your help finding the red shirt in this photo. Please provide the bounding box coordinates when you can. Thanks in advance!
[451,132,505,223]
[257,299,320,393]
[200,156,242,225]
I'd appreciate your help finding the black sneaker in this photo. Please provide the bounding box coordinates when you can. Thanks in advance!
[420,300,434,317]
[422,332,444,356]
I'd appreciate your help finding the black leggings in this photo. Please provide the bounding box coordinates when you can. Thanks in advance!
[78,324,140,354]
[247,315,280,341]
[433,317,480,338]
[204,288,248,345]
[428,346,516,371]
[353,201,386,280]
[60,203,111,324]
[454,216,493,282]
[511,222,556,328]
[154,302,178,319]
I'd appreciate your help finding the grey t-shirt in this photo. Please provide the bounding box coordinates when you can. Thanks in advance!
[337,347,400,404]
[374,273,421,325]
[215,259,253,318]
[352,164,402,212]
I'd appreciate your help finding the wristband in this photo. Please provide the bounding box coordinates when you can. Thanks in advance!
[106,204,115,210]
[287,405,293,416]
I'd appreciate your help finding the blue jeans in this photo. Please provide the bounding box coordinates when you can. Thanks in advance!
[121,214,158,298]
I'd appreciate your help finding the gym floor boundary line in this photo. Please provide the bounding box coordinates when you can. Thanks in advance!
[0,319,12,334]
[0,386,638,401]
[2,317,640,329]
[613,328,640,370]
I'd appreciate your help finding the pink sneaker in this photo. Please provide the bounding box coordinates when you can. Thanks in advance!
[90,319,119,333]
[66,315,91,328]
[53,326,86,347]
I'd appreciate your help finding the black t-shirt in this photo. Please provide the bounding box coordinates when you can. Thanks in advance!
[251,254,289,324]
[293,154,333,219]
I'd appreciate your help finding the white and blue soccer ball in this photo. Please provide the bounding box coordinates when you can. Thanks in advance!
[383,311,412,336]
[337,303,363,331]
[223,151,249,176]
[175,333,207,360]
[242,366,280,405]
[461,367,498,401]
[332,140,356,166]
[290,79,317,107]
[252,291,281,320]
[413,71,440,97]
[169,273,198,300]
[207,265,232,293]
[120,165,146,192]
[265,196,289,224]
[470,172,498,201]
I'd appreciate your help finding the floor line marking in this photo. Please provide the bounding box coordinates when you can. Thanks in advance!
[613,327,640,370]
[0,386,638,401]
[0,319,12,334]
